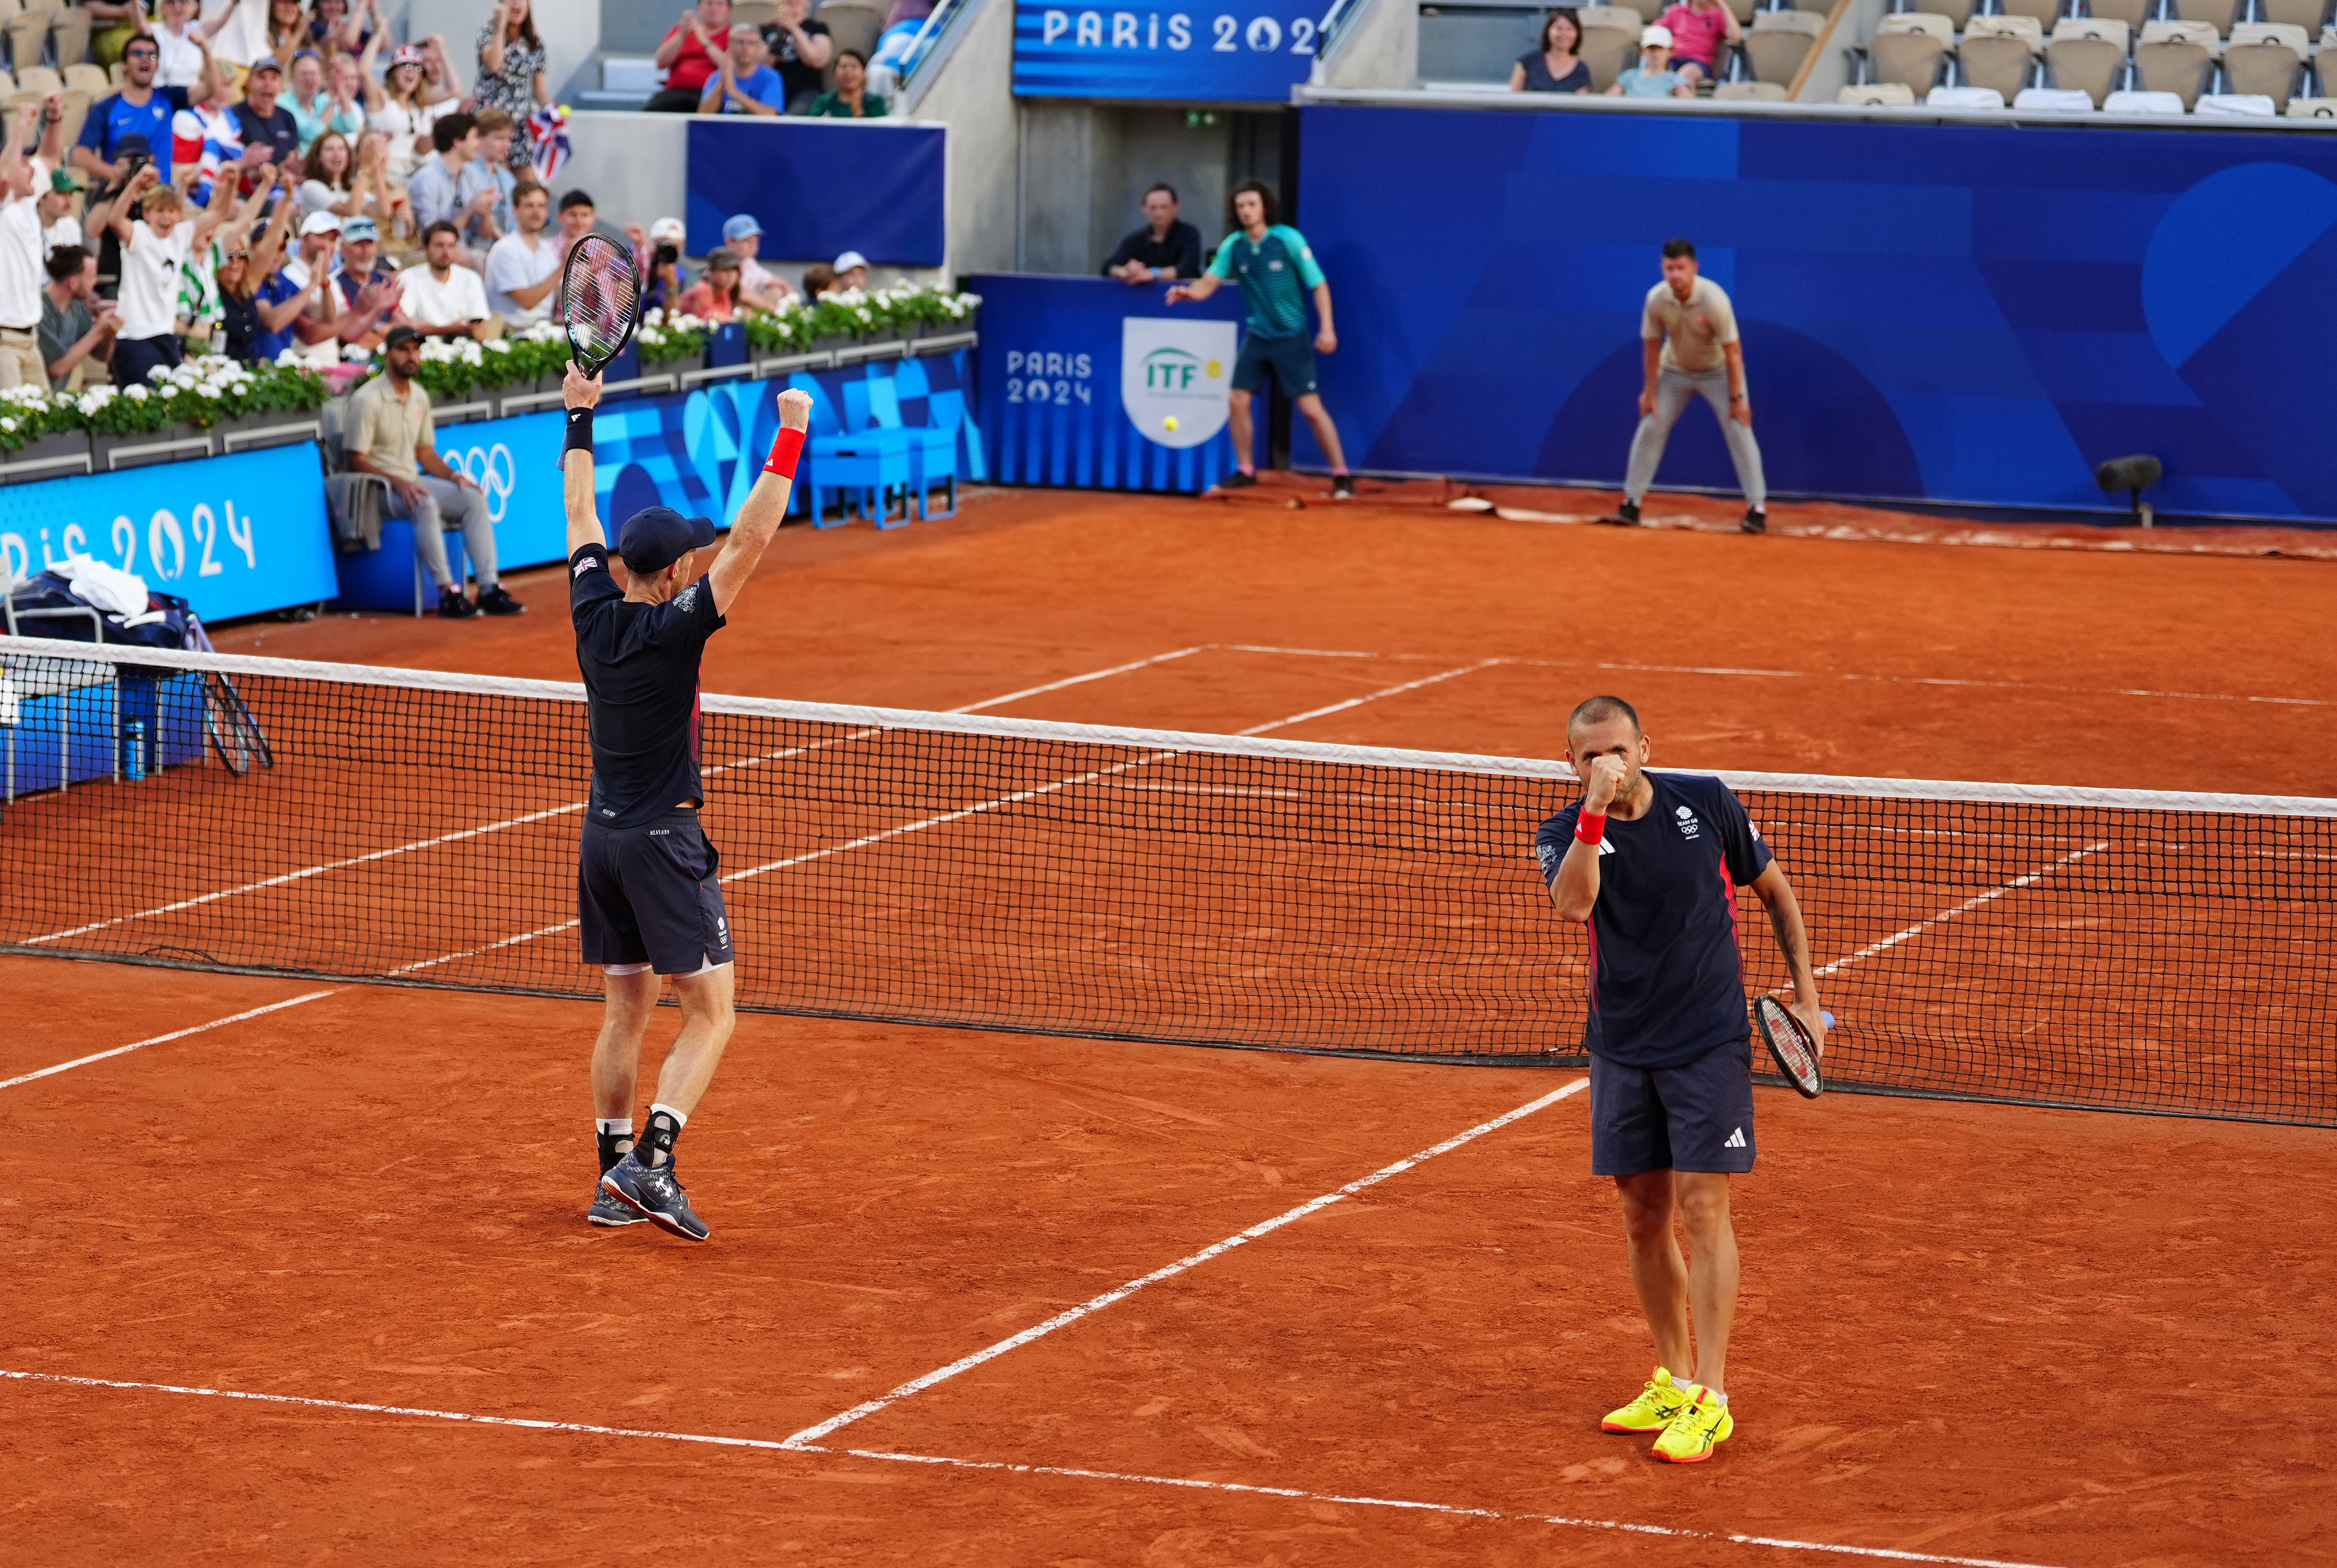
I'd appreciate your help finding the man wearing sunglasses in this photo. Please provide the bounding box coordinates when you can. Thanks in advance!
[72,31,220,190]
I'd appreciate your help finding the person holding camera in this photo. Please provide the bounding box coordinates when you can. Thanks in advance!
[629,217,687,315]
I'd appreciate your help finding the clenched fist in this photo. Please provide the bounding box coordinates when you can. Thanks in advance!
[1582,753,1631,813]
[776,388,813,431]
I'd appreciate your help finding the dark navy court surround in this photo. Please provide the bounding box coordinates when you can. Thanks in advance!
[1534,772,1773,1069]
[569,541,725,829]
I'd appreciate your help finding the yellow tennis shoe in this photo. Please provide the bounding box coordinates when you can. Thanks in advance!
[1601,1367,1692,1433]
[1651,1386,1734,1463]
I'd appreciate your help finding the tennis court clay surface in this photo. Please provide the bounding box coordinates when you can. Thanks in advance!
[12,485,2336,1565]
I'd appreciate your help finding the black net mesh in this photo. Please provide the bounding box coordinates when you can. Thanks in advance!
[4,639,2331,1126]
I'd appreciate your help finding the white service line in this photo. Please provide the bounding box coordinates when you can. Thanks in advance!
[1811,843,2110,982]
[0,989,339,1092]
[948,646,1210,713]
[1234,660,1501,737]
[0,1367,2065,1568]
[779,1078,1587,1449]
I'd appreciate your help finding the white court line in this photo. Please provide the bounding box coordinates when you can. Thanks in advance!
[1811,843,2111,982]
[948,646,1209,713]
[425,658,1515,969]
[0,1368,2065,1568]
[12,649,1217,956]
[1233,660,1499,737]
[779,1078,1587,1449]
[0,989,339,1092]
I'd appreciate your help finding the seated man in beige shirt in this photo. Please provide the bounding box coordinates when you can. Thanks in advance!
[1604,236,1769,535]
[345,325,524,618]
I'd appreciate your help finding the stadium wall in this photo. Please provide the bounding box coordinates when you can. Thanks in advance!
[1292,102,2337,524]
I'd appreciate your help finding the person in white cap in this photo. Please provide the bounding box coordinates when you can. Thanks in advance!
[1608,25,1695,97]
[631,214,687,312]
[831,249,868,292]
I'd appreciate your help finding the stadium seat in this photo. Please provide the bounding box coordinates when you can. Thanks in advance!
[1714,78,1789,98]
[2135,19,2220,109]
[2260,0,2330,27]
[814,0,885,80]
[886,357,960,521]
[2014,84,2097,108]
[1910,0,1978,32]
[53,84,86,150]
[1838,80,1918,102]
[1870,11,1954,93]
[2102,86,2189,110]
[796,373,911,529]
[2322,25,2337,96]
[731,0,783,25]
[2172,0,2243,34]
[1927,83,2006,105]
[2286,93,2337,113]
[6,2,86,74]
[845,365,954,522]
[0,68,17,99]
[59,60,101,95]
[1994,0,2066,30]
[2046,17,2130,107]
[1579,7,1643,89]
[2197,89,2279,110]
[12,62,59,96]
[1722,0,1757,21]
[2086,0,2156,27]
[1746,9,1826,83]
[2224,22,2310,109]
[1959,15,2044,104]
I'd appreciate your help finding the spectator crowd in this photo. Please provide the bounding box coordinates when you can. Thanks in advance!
[0,0,887,395]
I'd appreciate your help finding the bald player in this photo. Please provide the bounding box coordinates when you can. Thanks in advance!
[1537,695,1824,1462]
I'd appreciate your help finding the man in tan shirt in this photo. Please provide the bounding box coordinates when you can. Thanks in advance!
[1604,238,1768,534]
[346,325,523,618]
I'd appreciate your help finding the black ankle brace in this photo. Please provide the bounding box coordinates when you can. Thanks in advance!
[641,1109,683,1164]
[596,1129,632,1174]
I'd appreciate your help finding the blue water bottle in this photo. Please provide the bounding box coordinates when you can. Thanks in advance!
[124,720,146,782]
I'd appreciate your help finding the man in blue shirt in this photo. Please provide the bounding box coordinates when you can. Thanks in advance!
[1165,180,1354,498]
[1538,695,1824,1465]
[72,31,214,187]
[698,24,790,115]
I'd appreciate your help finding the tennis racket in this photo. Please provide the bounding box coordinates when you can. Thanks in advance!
[1753,995,1824,1099]
[557,233,641,376]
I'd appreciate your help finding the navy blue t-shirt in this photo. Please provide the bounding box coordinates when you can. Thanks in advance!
[570,542,726,830]
[1535,772,1774,1068]
[78,86,192,177]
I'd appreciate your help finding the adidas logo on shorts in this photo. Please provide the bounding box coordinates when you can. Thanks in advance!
[1723,1127,1747,1149]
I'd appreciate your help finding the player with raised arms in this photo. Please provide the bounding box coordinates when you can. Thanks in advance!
[1537,696,1826,1461]
[561,361,813,1241]
[1164,179,1355,499]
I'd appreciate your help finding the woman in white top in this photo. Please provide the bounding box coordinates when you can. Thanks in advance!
[366,43,445,185]
[297,127,400,231]
[153,0,231,88]
[202,0,270,87]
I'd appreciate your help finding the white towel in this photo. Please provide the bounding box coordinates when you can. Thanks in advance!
[49,554,152,620]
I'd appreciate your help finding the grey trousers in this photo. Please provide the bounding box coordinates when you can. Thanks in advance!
[1623,365,1767,511]
[384,474,498,590]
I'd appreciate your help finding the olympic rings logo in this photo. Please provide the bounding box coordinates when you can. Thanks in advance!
[446,442,518,524]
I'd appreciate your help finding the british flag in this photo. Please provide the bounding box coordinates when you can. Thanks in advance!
[527,104,571,183]
[170,102,243,206]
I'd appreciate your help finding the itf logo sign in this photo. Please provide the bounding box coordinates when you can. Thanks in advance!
[1121,317,1236,449]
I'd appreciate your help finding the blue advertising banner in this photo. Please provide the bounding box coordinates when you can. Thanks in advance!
[0,443,337,622]
[685,120,947,265]
[971,273,1247,493]
[423,350,986,565]
[1295,105,2337,521]
[1013,0,1339,101]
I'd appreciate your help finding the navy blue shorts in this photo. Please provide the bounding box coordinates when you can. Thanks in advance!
[578,810,736,976]
[1232,331,1318,398]
[1589,1038,1756,1177]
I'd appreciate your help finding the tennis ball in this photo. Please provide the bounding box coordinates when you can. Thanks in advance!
[1164,416,1180,431]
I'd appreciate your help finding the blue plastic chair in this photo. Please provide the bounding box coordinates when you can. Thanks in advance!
[881,358,959,520]
[331,515,466,615]
[799,372,910,528]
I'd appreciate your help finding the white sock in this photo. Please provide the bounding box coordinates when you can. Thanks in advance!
[650,1102,688,1128]
[596,1118,633,1136]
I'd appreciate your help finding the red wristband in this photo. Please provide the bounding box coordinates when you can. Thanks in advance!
[1575,811,1607,846]
[764,426,805,477]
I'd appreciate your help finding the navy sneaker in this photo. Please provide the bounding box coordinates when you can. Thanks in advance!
[1740,507,1767,535]
[1331,474,1356,498]
[1601,499,1644,527]
[599,1152,710,1242]
[1216,470,1258,490]
[588,1186,646,1227]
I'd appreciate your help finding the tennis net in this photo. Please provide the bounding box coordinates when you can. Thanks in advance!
[3,635,2332,1127]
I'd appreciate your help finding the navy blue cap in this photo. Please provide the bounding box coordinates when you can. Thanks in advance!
[615,506,717,575]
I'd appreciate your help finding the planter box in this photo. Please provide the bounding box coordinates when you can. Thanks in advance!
[91,423,212,473]
[0,428,93,484]
[214,412,325,453]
